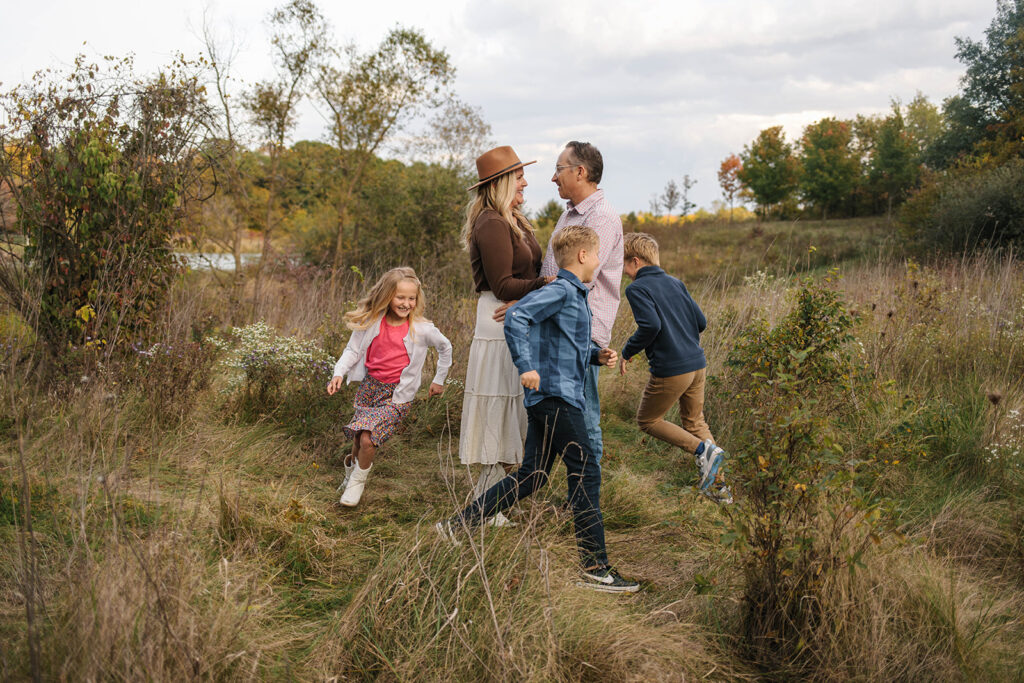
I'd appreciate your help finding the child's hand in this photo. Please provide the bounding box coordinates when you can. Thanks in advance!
[428,382,445,397]
[597,348,618,368]
[618,356,632,376]
[327,376,344,395]
[520,370,540,390]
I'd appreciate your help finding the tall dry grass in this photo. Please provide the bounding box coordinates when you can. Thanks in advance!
[2,219,1023,680]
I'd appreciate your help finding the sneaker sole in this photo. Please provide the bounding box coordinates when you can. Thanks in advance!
[574,579,641,593]
[698,452,723,490]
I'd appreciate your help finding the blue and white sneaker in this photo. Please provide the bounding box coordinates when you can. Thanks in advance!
[695,439,724,492]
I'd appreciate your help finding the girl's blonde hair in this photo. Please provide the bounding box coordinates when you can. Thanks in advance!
[459,170,534,250]
[344,267,427,332]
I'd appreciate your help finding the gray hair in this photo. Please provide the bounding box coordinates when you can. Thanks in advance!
[565,141,603,185]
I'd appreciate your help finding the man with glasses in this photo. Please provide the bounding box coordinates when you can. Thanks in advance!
[541,141,624,467]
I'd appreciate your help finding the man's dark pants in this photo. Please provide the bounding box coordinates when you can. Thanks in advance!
[452,396,608,568]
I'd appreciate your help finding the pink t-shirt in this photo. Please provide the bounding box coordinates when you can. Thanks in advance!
[364,318,410,384]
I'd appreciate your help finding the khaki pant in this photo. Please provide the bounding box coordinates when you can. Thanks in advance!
[636,369,713,454]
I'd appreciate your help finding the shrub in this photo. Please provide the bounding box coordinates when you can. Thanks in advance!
[719,273,888,673]
[0,55,213,362]
[209,321,336,433]
[900,160,1024,253]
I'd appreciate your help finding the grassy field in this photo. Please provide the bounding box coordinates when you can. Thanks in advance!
[2,217,1022,681]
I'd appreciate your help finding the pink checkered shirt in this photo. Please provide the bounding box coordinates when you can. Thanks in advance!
[540,189,623,347]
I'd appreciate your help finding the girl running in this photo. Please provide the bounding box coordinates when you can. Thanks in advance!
[328,267,453,507]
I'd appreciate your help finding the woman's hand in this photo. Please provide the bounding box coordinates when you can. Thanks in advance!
[428,382,445,397]
[618,356,632,376]
[492,300,517,323]
[520,370,540,390]
[327,376,344,395]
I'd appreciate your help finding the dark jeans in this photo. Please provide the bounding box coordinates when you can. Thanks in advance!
[452,397,608,568]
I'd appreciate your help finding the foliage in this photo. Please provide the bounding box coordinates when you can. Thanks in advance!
[929,0,1024,165]
[315,26,455,269]
[800,117,859,219]
[738,126,800,220]
[719,274,887,672]
[209,320,334,421]
[0,55,213,360]
[899,159,1024,252]
[717,154,743,221]
[870,106,919,217]
[532,198,563,229]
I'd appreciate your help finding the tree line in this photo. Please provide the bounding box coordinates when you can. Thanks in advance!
[721,0,1024,249]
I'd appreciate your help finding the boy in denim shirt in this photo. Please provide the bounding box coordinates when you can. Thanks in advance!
[618,232,732,504]
[438,225,640,593]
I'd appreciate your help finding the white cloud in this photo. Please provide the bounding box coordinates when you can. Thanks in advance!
[0,0,996,210]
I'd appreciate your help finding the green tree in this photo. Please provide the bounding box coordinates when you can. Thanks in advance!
[799,118,858,220]
[870,106,919,219]
[929,0,1024,165]
[904,92,943,163]
[246,0,327,312]
[315,26,455,270]
[738,126,800,220]
[532,199,563,228]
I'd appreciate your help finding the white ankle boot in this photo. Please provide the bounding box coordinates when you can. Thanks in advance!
[340,462,372,507]
[337,455,355,492]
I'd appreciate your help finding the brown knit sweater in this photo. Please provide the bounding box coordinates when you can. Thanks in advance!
[469,209,546,301]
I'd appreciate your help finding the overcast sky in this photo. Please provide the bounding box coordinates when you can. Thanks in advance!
[0,0,995,212]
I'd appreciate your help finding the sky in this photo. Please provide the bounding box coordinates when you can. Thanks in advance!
[0,0,996,213]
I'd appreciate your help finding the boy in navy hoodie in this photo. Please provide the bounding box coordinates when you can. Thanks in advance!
[618,233,732,503]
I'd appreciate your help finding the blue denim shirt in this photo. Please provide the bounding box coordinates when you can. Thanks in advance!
[504,269,601,410]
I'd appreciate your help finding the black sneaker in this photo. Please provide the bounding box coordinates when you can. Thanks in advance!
[577,567,641,593]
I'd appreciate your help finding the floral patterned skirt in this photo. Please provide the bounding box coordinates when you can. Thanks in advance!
[343,375,410,446]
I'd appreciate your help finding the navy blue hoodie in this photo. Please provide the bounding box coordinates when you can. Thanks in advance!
[621,266,707,377]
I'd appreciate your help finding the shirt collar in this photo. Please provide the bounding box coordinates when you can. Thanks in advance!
[566,188,603,214]
[557,268,589,293]
[635,265,664,278]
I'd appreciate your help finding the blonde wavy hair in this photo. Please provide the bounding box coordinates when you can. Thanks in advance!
[459,170,534,250]
[344,267,427,332]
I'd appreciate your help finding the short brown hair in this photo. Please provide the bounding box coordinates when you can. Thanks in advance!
[565,141,603,184]
[552,225,599,267]
[623,232,660,266]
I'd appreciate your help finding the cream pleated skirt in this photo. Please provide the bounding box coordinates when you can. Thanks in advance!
[458,291,526,465]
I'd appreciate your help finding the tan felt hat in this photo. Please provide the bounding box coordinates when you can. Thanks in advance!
[467,145,536,190]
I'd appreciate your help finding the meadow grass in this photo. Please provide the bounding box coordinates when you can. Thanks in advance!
[1,218,1022,680]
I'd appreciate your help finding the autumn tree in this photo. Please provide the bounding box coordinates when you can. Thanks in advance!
[738,126,800,220]
[799,117,858,220]
[717,154,742,221]
[315,26,455,270]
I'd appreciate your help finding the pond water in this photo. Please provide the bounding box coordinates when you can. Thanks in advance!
[176,252,261,271]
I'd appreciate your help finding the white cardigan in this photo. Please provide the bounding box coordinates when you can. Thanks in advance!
[332,315,453,405]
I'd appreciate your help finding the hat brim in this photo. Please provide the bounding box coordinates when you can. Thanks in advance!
[466,159,537,191]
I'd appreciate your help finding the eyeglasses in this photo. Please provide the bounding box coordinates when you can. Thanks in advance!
[554,164,579,174]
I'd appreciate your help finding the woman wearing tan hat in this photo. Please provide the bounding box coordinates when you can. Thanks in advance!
[458,146,553,521]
